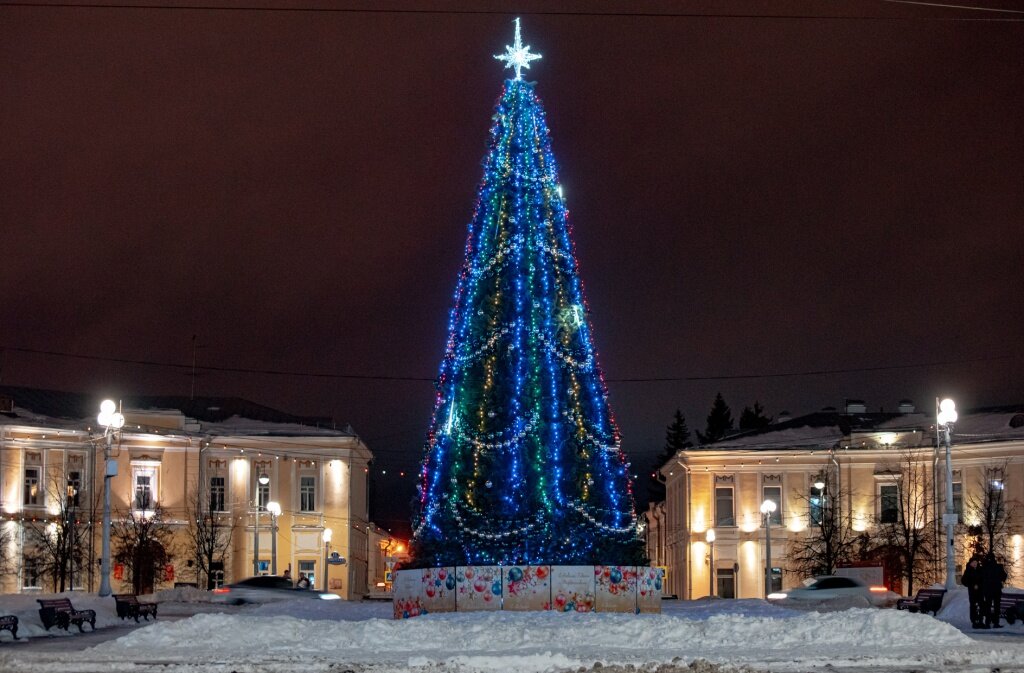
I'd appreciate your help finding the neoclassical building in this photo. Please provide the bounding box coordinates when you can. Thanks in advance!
[0,386,374,597]
[655,400,1024,599]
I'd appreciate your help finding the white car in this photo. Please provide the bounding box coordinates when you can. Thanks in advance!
[768,575,896,607]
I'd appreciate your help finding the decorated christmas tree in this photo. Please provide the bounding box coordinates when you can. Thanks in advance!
[411,20,645,568]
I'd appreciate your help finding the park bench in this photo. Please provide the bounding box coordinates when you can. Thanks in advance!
[37,598,96,632]
[895,588,946,616]
[999,593,1024,624]
[113,594,158,623]
[0,615,18,641]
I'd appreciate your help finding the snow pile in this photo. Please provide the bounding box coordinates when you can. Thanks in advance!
[3,592,1023,672]
[90,602,972,671]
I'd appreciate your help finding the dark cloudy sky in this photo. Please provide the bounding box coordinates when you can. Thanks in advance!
[2,1,1022,535]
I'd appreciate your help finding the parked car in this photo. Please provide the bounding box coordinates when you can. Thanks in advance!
[767,575,897,607]
[211,576,340,604]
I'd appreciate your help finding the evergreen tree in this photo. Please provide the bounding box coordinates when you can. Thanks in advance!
[410,21,644,568]
[697,393,734,446]
[649,409,692,501]
[739,401,771,431]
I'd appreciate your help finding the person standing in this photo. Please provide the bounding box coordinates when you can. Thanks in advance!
[981,552,1008,628]
[962,556,984,628]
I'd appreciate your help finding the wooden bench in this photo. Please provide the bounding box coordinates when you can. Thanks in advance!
[37,598,96,632]
[999,593,1024,624]
[0,615,18,641]
[113,594,158,623]
[895,588,946,616]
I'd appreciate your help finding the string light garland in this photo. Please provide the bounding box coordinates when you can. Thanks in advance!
[411,19,644,568]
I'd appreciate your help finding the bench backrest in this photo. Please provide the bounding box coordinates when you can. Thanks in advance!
[114,594,140,603]
[37,598,73,609]
[916,589,945,599]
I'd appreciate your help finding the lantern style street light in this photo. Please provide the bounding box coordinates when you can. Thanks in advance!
[760,499,777,598]
[322,528,333,592]
[706,529,716,597]
[937,397,958,590]
[267,501,281,575]
[97,399,124,597]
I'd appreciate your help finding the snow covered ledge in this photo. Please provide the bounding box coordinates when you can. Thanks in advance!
[392,565,662,618]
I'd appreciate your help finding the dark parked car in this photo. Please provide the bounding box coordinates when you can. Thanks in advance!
[211,576,339,604]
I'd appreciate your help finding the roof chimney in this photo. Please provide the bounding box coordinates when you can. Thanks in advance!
[898,399,915,414]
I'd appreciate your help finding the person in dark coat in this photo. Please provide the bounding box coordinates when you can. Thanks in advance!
[981,552,1008,628]
[961,556,984,628]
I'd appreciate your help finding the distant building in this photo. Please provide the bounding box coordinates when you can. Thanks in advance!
[656,400,1024,599]
[0,385,373,597]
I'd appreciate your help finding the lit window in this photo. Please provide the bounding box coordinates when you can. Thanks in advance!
[762,485,782,526]
[300,476,316,512]
[715,487,734,527]
[210,476,226,512]
[66,471,82,508]
[132,464,159,511]
[879,484,899,523]
[24,467,40,506]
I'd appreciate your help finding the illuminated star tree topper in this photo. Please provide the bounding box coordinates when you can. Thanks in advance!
[494,17,542,80]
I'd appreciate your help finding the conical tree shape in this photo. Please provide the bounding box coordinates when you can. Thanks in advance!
[410,75,645,568]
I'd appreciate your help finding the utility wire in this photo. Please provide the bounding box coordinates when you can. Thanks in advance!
[1,1,1023,21]
[1,345,1015,384]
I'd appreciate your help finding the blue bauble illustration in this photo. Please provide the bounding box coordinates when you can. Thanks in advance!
[655,578,663,590]
[508,567,524,583]
[445,575,456,590]
[609,568,623,584]
[492,580,502,595]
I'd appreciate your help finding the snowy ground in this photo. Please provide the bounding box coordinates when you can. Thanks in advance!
[1,587,1022,673]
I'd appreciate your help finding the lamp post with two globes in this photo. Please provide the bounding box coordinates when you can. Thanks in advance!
[322,528,333,592]
[253,471,270,575]
[267,501,281,576]
[760,499,777,598]
[706,529,716,597]
[937,397,958,590]
[97,400,125,597]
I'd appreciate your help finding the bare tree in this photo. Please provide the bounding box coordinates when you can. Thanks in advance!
[23,473,89,592]
[868,453,939,595]
[183,476,235,590]
[112,503,175,595]
[964,462,1020,562]
[787,471,864,578]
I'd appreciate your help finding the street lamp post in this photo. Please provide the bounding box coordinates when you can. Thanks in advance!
[322,528,333,593]
[760,499,777,598]
[937,397,958,590]
[706,529,716,597]
[267,501,281,576]
[97,400,124,597]
[254,471,270,576]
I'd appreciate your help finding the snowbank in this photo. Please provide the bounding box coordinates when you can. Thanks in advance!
[2,591,1022,672]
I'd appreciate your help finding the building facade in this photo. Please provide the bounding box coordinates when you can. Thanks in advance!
[657,401,1024,600]
[0,387,374,597]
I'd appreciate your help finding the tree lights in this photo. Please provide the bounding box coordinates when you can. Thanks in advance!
[410,20,644,568]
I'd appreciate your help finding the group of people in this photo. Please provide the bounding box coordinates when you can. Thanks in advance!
[282,568,312,590]
[961,552,1008,629]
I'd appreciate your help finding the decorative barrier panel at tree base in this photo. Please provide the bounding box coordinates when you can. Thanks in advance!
[393,566,662,619]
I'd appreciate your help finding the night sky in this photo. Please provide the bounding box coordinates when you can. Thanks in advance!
[2,1,1022,536]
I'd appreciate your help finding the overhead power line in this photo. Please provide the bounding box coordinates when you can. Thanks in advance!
[1,345,1016,384]
[1,1,1023,21]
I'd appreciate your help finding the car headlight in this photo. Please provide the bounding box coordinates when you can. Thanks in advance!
[767,592,788,600]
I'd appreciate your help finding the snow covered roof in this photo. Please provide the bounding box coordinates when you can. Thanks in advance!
[695,404,1024,452]
[0,384,352,438]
